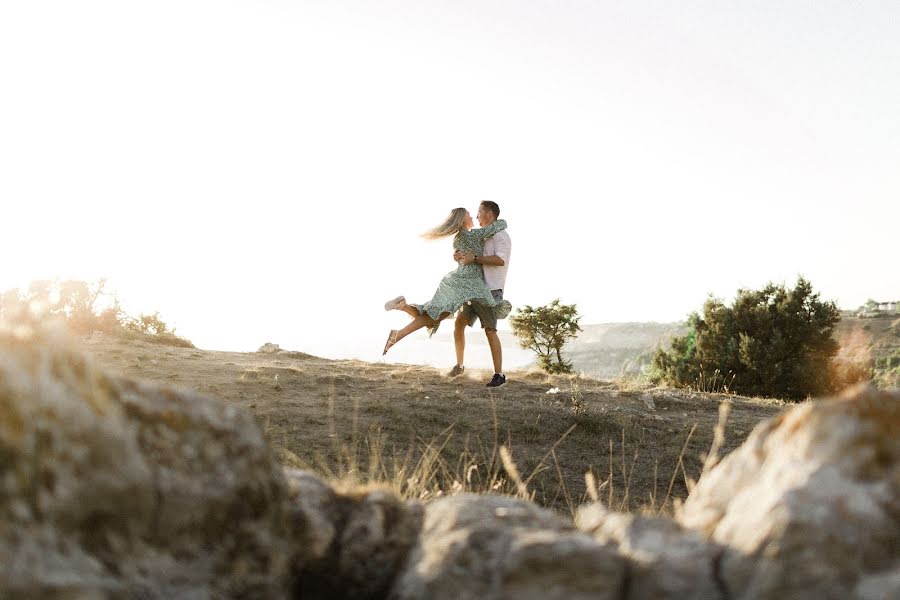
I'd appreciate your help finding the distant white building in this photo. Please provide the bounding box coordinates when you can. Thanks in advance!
[859,300,900,315]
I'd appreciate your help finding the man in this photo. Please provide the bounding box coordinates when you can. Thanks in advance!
[448,200,511,388]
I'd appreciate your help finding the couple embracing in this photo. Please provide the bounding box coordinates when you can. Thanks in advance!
[383,201,512,388]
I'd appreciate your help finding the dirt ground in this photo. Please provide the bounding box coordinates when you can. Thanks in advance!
[83,335,787,516]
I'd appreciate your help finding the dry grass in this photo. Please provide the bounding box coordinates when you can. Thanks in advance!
[84,336,784,515]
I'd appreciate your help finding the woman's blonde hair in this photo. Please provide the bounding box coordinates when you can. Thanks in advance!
[422,207,467,239]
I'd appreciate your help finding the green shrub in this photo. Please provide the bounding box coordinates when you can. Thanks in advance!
[653,277,840,401]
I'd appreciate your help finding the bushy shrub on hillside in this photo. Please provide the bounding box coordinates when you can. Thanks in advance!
[0,279,194,348]
[122,311,172,336]
[653,278,840,400]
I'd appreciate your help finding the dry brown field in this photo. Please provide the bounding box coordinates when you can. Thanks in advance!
[83,335,787,515]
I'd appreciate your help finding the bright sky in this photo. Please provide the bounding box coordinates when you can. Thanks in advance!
[2,1,898,363]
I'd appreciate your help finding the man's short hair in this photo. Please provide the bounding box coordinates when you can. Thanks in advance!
[480,200,500,218]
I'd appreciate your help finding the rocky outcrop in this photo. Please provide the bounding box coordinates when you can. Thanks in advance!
[286,470,423,599]
[390,494,624,600]
[573,386,900,600]
[676,385,900,600]
[575,505,725,599]
[1,328,897,599]
[0,330,293,599]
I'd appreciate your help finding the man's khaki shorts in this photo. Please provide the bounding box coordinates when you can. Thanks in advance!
[461,289,504,330]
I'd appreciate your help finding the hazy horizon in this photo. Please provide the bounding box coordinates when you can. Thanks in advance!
[2,1,897,361]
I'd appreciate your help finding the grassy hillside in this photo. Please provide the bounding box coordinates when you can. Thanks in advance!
[82,334,785,516]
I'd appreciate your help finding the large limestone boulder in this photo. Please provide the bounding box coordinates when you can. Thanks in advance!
[677,385,900,600]
[389,494,625,600]
[285,469,424,599]
[575,504,724,600]
[0,330,294,599]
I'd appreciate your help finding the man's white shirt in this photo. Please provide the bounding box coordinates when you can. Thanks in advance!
[482,230,511,292]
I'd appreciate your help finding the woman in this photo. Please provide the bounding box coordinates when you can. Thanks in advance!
[382,207,512,355]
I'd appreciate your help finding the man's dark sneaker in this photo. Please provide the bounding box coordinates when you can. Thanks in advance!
[447,364,465,377]
[486,373,507,388]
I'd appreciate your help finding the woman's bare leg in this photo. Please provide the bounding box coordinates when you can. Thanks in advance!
[384,311,452,355]
[385,296,421,319]
[399,305,420,318]
[395,314,437,342]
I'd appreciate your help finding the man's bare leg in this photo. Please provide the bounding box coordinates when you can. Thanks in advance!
[453,311,468,368]
[485,328,503,374]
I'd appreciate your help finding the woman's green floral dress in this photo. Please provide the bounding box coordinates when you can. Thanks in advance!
[411,219,512,335]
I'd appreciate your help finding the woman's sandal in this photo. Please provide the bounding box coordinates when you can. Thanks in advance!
[382,329,399,356]
[384,296,407,311]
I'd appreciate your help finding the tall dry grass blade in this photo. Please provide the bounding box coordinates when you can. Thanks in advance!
[551,449,574,517]
[408,427,456,497]
[585,471,600,503]
[619,430,627,508]
[326,379,342,474]
[681,460,696,494]
[660,423,698,515]
[500,446,529,499]
[702,400,732,475]
[490,397,499,469]
[327,379,336,436]
[621,447,639,511]
[522,424,577,491]
[351,395,360,455]
[470,433,506,494]
[607,438,614,508]
[365,431,382,482]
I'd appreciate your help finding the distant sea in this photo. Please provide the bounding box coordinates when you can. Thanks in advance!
[300,328,535,372]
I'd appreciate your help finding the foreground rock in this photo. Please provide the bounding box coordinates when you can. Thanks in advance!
[1,329,897,599]
[576,506,725,599]
[285,470,423,599]
[677,385,900,600]
[391,494,624,600]
[0,330,294,598]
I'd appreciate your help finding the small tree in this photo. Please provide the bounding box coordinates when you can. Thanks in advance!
[0,279,193,348]
[510,299,582,374]
[123,312,174,336]
[1,278,119,332]
[653,277,840,400]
